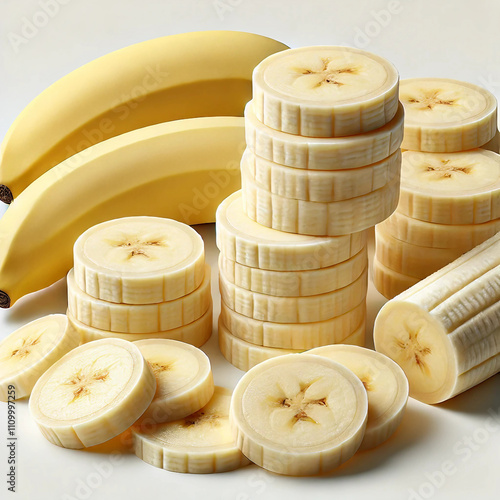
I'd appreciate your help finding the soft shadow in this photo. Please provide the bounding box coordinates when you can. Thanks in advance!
[82,428,133,455]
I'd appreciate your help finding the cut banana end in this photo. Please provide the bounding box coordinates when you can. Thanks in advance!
[375,227,466,279]
[0,314,79,401]
[400,78,497,152]
[67,305,212,346]
[230,354,368,475]
[73,217,205,304]
[399,150,500,224]
[133,386,249,473]
[216,191,366,270]
[133,339,214,424]
[220,266,367,323]
[218,316,366,371]
[67,265,211,333]
[372,256,419,300]
[29,338,156,449]
[374,232,500,404]
[253,46,399,137]
[242,171,400,236]
[219,246,367,297]
[307,345,408,450]
[378,209,500,249]
[242,147,402,203]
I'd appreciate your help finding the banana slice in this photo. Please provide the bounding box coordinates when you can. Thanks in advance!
[253,46,399,138]
[133,339,214,424]
[307,345,408,450]
[245,100,404,171]
[67,306,212,346]
[372,256,419,300]
[0,314,79,402]
[220,266,367,323]
[29,338,156,448]
[242,171,400,236]
[400,78,497,152]
[73,217,205,304]
[242,147,402,203]
[219,246,367,297]
[230,354,368,475]
[132,386,249,473]
[378,210,500,249]
[375,227,466,279]
[482,130,500,153]
[398,150,500,224]
[220,300,366,349]
[67,265,211,333]
[374,232,500,404]
[216,191,366,271]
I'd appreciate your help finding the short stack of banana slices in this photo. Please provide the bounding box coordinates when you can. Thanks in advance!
[374,78,500,299]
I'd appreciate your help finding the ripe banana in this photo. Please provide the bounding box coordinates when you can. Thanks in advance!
[0,117,244,308]
[0,31,288,202]
[29,338,156,448]
[134,339,214,424]
[230,354,368,475]
[67,306,213,346]
[398,150,500,224]
[374,232,500,404]
[242,170,400,236]
[399,78,497,152]
[308,345,408,450]
[0,314,79,401]
[372,256,420,300]
[252,46,399,137]
[133,386,250,473]
[216,191,367,271]
[245,100,404,171]
[73,217,205,304]
[242,147,402,203]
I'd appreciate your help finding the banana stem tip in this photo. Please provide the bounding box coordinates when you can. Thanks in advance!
[0,291,11,308]
[0,185,13,204]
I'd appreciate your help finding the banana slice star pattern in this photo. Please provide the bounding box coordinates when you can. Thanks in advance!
[133,339,214,424]
[133,386,250,473]
[400,78,497,152]
[372,256,419,300]
[230,354,368,475]
[0,315,79,401]
[29,338,156,449]
[252,46,399,137]
[307,345,408,450]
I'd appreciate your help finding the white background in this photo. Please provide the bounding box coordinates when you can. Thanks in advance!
[0,1,499,499]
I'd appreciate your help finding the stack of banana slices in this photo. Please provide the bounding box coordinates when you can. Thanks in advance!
[66,216,213,346]
[374,78,500,299]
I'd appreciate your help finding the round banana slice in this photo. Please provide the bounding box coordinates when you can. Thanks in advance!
[219,246,367,297]
[67,306,212,346]
[67,265,211,333]
[307,345,408,450]
[398,150,500,225]
[133,339,214,424]
[245,100,404,171]
[219,316,366,371]
[29,338,156,449]
[0,314,79,402]
[230,354,368,475]
[400,78,497,152]
[378,210,500,250]
[242,147,402,203]
[375,227,466,279]
[242,171,400,236]
[216,191,366,271]
[132,386,249,473]
[73,217,205,304]
[220,300,366,349]
[220,266,367,323]
[372,256,419,300]
[253,46,399,137]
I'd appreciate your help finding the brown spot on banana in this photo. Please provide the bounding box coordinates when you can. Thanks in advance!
[406,90,456,110]
[0,291,11,309]
[0,185,13,204]
[65,368,110,403]
[10,335,42,358]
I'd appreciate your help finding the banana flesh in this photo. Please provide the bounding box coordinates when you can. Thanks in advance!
[372,256,419,300]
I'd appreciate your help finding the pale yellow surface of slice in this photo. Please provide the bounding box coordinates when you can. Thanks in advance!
[372,256,419,300]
